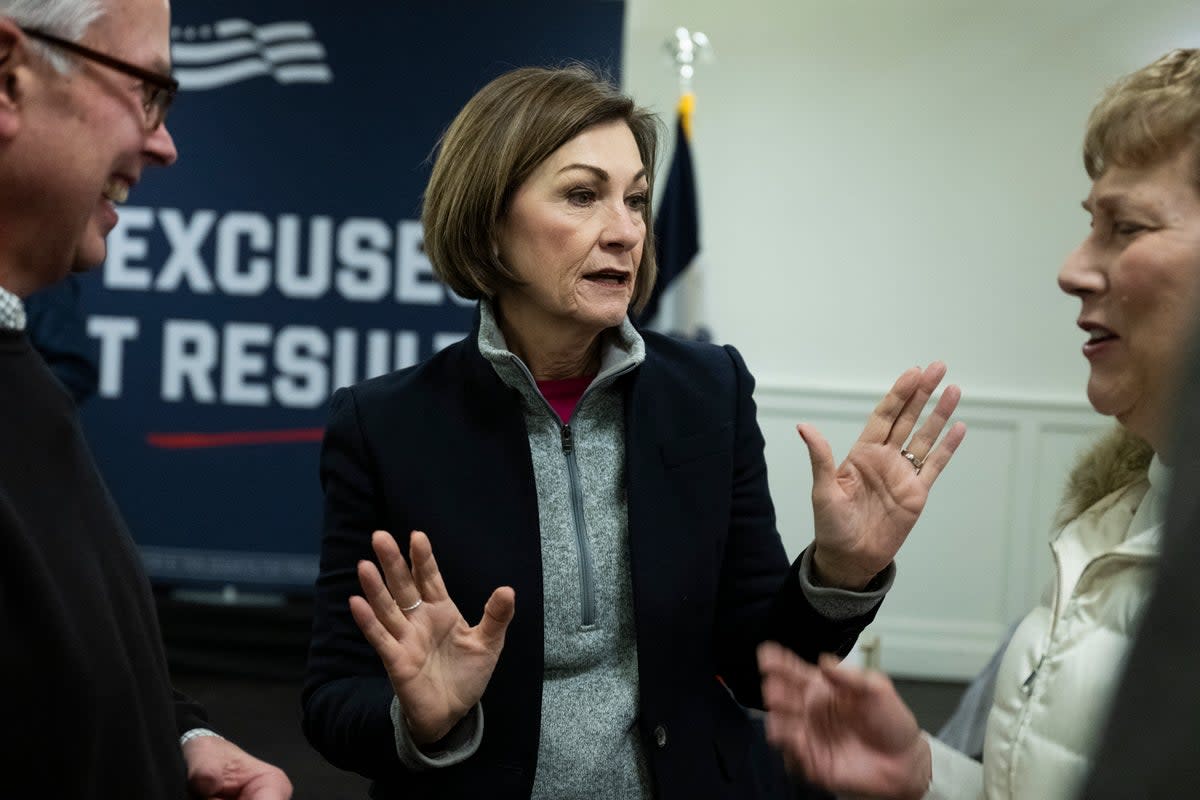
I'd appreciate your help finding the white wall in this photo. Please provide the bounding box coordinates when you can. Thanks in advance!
[623,0,1194,678]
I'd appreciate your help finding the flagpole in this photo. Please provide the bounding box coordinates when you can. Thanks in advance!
[661,28,711,339]
[666,27,709,95]
[665,27,708,141]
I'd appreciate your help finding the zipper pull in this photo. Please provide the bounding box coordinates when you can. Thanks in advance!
[561,424,574,454]
[1021,655,1045,695]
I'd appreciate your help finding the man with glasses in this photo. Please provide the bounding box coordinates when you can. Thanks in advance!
[0,1,292,797]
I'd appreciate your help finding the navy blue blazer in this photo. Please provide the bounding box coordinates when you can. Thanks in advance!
[302,320,880,799]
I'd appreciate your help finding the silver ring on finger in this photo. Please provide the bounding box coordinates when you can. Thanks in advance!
[400,598,423,613]
[900,448,925,474]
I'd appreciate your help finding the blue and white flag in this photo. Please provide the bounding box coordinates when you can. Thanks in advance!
[641,93,707,340]
[171,18,333,90]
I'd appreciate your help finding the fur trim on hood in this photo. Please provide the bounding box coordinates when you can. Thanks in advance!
[1054,424,1154,529]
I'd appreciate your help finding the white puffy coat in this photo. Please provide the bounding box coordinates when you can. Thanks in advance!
[981,456,1166,799]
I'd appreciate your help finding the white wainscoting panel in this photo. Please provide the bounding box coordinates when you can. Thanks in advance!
[753,379,1110,680]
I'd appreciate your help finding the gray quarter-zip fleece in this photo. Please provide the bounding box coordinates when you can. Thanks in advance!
[386,302,894,791]
[477,300,652,799]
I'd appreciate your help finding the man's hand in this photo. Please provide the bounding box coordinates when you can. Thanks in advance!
[183,733,292,799]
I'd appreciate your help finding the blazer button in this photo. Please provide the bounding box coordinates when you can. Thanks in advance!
[653,725,668,748]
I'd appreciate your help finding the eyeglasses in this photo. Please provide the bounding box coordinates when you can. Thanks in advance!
[22,27,178,131]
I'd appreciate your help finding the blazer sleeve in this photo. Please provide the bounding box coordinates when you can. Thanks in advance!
[711,344,883,707]
[301,386,406,778]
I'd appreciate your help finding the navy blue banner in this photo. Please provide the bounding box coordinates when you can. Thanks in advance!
[79,2,625,590]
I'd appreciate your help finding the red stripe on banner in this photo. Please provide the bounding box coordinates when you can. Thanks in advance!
[146,428,325,449]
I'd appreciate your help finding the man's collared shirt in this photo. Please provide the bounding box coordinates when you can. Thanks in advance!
[0,285,26,331]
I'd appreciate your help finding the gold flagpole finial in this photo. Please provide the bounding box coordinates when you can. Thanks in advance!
[664,28,712,139]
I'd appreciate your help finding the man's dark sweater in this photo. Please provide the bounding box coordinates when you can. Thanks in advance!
[0,330,205,797]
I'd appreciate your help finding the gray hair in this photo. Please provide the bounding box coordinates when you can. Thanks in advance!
[0,0,104,72]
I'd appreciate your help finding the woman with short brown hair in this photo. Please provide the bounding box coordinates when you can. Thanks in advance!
[304,64,964,799]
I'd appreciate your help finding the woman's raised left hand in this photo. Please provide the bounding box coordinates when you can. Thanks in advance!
[799,362,966,589]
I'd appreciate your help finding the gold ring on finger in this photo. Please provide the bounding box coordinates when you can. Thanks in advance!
[900,448,925,474]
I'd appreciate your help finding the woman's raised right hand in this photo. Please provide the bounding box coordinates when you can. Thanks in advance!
[349,530,516,744]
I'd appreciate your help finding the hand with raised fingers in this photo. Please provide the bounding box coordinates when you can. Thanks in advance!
[349,530,515,745]
[758,642,931,800]
[799,362,967,589]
